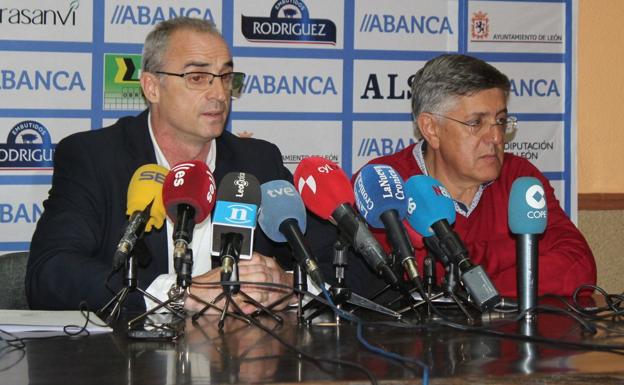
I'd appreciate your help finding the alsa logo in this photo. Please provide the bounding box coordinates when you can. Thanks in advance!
[109,5,214,25]
[0,70,86,91]
[242,74,337,96]
[241,0,337,45]
[0,0,79,26]
[357,137,416,157]
[471,11,489,40]
[359,13,453,35]
[0,120,55,169]
[361,73,416,100]
[510,78,560,97]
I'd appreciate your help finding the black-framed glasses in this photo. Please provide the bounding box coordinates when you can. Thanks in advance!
[429,112,518,136]
[155,71,245,97]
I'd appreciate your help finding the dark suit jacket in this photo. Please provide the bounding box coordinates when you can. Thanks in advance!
[27,111,382,311]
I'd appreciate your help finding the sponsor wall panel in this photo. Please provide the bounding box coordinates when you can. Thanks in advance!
[551,179,565,210]
[354,0,459,52]
[104,0,222,43]
[353,60,426,113]
[233,57,343,113]
[103,53,146,111]
[0,118,90,175]
[505,121,564,173]
[0,0,93,42]
[231,120,342,173]
[468,0,565,53]
[494,62,565,114]
[0,0,577,250]
[0,185,49,243]
[352,121,416,172]
[233,0,344,49]
[1,52,92,110]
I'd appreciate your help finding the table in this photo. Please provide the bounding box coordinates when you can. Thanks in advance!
[2,302,624,384]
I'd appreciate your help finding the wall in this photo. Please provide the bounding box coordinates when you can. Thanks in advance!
[578,0,624,193]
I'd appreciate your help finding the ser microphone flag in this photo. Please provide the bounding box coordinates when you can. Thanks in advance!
[294,157,399,288]
[509,176,547,318]
[211,172,261,277]
[258,179,325,287]
[354,164,421,285]
[405,175,501,311]
[113,163,168,270]
[162,161,217,285]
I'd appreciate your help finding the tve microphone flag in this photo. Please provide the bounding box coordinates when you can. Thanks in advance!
[354,164,421,285]
[258,179,324,286]
[113,163,168,270]
[404,175,501,311]
[509,177,547,318]
[294,157,399,287]
[210,172,261,261]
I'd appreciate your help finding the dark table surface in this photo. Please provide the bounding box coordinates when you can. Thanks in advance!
[2,300,624,385]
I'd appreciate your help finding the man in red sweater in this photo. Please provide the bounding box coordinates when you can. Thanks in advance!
[363,54,596,297]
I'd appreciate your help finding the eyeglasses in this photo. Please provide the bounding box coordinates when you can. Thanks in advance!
[429,112,517,136]
[155,71,245,96]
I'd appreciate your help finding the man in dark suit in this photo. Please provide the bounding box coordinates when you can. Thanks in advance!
[27,17,375,314]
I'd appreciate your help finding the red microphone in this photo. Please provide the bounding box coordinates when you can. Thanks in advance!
[162,160,216,287]
[293,157,399,288]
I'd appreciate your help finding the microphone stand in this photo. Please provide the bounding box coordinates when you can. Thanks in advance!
[396,237,478,322]
[304,238,401,323]
[192,233,283,330]
[127,247,233,329]
[98,249,185,326]
[249,261,308,325]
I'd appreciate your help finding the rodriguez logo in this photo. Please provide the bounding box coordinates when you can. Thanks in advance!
[471,11,489,40]
[0,120,55,169]
[241,0,337,45]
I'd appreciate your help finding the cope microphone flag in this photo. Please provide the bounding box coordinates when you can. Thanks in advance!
[162,161,217,286]
[509,177,547,319]
[404,175,501,311]
[258,179,325,287]
[113,163,168,270]
[293,156,399,288]
[353,164,421,285]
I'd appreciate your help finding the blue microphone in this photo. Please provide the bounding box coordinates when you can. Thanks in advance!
[508,177,547,320]
[354,164,421,285]
[404,175,501,311]
[258,180,324,286]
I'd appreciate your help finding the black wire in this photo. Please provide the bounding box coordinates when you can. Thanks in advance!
[189,281,380,385]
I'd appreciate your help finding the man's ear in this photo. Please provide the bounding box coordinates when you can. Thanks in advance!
[140,72,160,104]
[417,113,441,150]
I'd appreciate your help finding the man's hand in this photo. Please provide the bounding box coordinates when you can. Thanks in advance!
[184,252,293,314]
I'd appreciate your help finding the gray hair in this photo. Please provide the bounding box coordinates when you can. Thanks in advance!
[411,54,510,135]
[142,17,223,73]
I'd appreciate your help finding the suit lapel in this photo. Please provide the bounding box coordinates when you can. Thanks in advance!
[121,110,169,274]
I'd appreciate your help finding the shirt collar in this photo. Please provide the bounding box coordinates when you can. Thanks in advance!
[412,139,491,218]
[147,111,216,172]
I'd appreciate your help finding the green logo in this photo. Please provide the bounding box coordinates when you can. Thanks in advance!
[103,54,146,110]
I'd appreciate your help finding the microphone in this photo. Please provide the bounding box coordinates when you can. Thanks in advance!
[293,157,399,288]
[508,177,547,319]
[258,179,325,287]
[113,164,168,270]
[210,172,261,277]
[162,161,217,286]
[353,164,422,286]
[404,175,501,311]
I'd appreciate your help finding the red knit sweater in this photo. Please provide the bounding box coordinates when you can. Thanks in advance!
[365,143,596,297]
